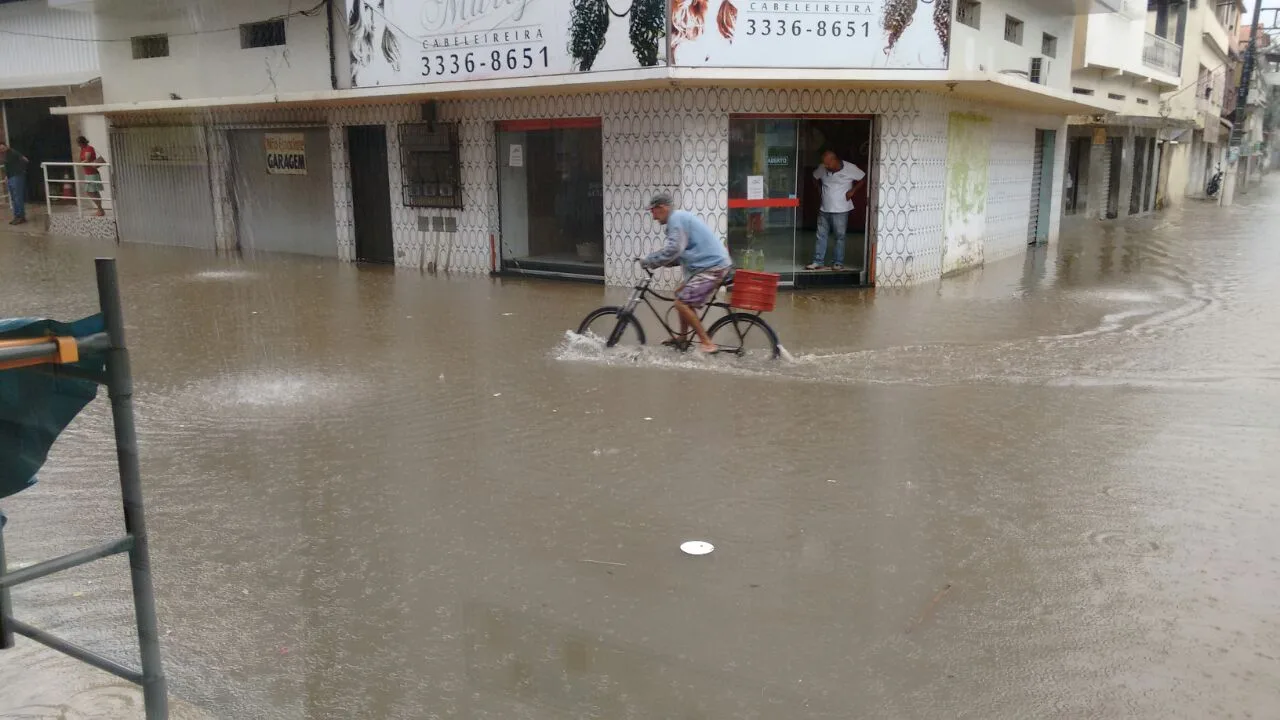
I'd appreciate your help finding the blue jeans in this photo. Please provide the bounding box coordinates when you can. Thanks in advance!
[813,211,848,266]
[6,175,25,219]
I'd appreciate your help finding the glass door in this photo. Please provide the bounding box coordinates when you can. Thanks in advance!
[727,118,799,280]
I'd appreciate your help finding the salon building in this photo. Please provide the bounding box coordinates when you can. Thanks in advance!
[54,0,1113,288]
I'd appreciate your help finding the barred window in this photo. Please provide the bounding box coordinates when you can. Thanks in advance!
[398,123,462,210]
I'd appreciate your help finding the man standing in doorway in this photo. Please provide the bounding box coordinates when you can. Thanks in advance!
[1,141,29,225]
[807,149,866,271]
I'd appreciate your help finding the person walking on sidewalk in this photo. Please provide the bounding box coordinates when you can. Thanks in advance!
[1,141,29,225]
[807,149,866,271]
[77,136,106,217]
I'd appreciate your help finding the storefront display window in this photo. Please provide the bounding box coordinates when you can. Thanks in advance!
[497,119,604,278]
[728,116,874,286]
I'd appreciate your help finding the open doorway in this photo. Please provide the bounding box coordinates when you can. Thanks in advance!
[727,115,874,287]
[3,96,73,203]
[347,125,395,263]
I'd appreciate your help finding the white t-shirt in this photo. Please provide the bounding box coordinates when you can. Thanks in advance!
[813,160,866,214]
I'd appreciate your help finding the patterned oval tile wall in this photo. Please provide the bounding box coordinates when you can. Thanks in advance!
[106,89,1066,289]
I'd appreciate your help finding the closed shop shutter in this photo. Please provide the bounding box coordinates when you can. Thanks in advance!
[229,129,338,257]
[1100,142,1115,220]
[109,126,216,249]
[1028,130,1044,243]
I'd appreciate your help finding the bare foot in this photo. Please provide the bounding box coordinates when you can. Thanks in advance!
[698,342,717,354]
[95,209,105,217]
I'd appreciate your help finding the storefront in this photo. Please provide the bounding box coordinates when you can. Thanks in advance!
[56,0,1092,290]
[727,115,875,287]
[496,118,605,279]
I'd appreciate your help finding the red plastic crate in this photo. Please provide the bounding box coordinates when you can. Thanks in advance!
[729,269,780,312]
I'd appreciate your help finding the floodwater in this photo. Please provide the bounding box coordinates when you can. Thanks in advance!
[3,185,1280,719]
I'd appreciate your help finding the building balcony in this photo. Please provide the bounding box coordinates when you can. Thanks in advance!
[1143,33,1182,76]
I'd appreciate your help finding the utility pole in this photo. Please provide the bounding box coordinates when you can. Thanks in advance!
[1222,0,1267,205]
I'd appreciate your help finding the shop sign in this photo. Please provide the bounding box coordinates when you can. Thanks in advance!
[343,0,664,88]
[671,0,949,69]
[265,133,307,175]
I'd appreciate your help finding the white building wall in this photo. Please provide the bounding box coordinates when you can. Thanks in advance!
[323,89,1059,287]
[95,0,332,104]
[107,86,1062,287]
[0,0,99,80]
[951,0,1076,89]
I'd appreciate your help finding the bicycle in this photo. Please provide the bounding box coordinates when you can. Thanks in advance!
[575,261,782,359]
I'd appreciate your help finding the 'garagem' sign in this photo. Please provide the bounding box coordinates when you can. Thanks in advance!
[265,133,307,176]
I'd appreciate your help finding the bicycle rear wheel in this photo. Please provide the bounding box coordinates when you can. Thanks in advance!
[576,306,646,348]
[707,312,781,360]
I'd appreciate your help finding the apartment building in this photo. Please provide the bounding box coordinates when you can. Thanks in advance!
[1062,0,1183,221]
[1159,0,1242,204]
[44,0,1117,289]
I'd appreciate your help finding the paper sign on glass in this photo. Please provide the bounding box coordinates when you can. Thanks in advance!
[746,176,765,201]
[508,144,524,168]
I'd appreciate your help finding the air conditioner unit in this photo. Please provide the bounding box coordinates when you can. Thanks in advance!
[1029,57,1051,85]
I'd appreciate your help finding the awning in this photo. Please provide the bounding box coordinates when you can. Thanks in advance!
[0,72,100,92]
[50,66,1112,119]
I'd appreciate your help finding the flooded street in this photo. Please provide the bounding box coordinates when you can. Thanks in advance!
[3,184,1280,718]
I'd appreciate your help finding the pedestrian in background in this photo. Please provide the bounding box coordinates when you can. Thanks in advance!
[1,141,29,225]
[77,136,106,217]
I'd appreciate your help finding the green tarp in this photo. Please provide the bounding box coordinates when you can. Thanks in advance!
[0,315,105,506]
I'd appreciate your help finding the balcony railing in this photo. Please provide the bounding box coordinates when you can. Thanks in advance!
[1142,32,1182,76]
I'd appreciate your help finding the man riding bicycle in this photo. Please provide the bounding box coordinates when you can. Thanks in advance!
[641,194,733,354]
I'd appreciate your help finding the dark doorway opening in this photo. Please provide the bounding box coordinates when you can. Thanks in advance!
[347,125,395,264]
[1129,136,1148,215]
[3,96,72,202]
[1064,136,1090,215]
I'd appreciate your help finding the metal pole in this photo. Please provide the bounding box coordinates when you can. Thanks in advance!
[0,522,14,650]
[95,258,168,719]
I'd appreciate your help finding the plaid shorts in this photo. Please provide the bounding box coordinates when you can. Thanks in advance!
[677,267,730,308]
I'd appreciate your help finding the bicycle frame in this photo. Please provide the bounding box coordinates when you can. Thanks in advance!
[619,267,756,345]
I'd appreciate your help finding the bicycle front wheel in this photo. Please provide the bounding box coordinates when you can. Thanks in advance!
[576,306,646,348]
[707,312,781,360]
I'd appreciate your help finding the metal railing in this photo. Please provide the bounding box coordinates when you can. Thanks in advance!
[1142,32,1182,76]
[41,161,113,219]
[0,259,168,718]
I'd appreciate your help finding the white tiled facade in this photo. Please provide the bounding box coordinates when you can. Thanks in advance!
[317,88,1064,288]
[103,86,1064,288]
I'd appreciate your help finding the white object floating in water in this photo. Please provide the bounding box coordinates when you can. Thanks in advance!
[680,540,714,556]
[643,417,653,421]
[493,393,502,397]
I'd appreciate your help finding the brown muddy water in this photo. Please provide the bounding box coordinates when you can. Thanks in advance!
[2,185,1279,719]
